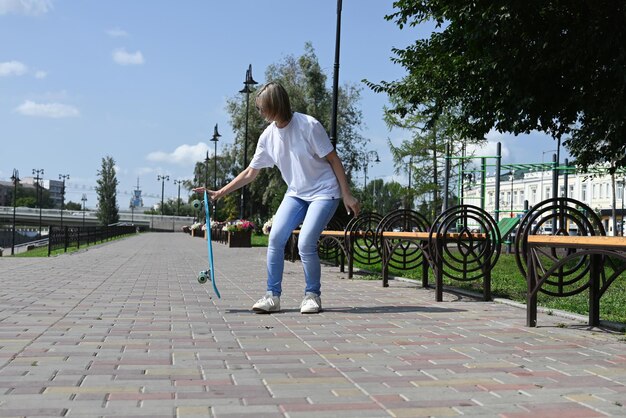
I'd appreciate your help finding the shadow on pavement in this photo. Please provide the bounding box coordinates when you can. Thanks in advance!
[223,306,466,315]
[324,306,467,314]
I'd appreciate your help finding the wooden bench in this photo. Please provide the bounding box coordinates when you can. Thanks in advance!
[380,230,494,301]
[291,206,501,303]
[515,197,626,327]
[524,235,626,327]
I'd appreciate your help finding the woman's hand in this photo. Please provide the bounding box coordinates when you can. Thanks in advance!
[343,194,360,217]
[193,187,222,201]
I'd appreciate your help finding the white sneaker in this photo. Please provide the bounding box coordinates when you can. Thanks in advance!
[300,293,322,314]
[252,293,280,313]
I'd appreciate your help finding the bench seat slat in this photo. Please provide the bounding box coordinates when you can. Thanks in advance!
[528,235,626,249]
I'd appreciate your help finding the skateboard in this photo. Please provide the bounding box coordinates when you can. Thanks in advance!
[197,191,221,298]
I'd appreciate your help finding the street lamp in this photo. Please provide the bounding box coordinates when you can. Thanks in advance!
[405,156,413,209]
[619,178,625,236]
[617,177,626,237]
[10,169,20,256]
[173,179,183,216]
[59,174,69,228]
[363,150,380,192]
[210,124,221,216]
[32,168,44,237]
[509,170,515,217]
[540,150,556,200]
[210,124,221,191]
[238,64,258,219]
[157,175,169,215]
[81,194,87,230]
[330,0,343,150]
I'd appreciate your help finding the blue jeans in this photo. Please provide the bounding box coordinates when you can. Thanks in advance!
[266,196,339,297]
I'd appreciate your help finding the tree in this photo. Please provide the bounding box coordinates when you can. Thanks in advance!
[366,1,626,171]
[144,198,198,217]
[385,103,468,219]
[65,201,82,211]
[362,179,406,214]
[95,155,120,225]
[224,43,368,220]
[189,143,238,221]
[13,184,53,208]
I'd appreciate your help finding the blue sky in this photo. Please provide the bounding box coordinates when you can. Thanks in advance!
[0,0,563,209]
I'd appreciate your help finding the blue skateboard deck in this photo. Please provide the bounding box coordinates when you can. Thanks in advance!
[197,191,221,298]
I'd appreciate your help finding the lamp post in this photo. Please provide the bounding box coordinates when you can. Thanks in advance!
[173,180,183,216]
[157,175,169,215]
[81,194,87,230]
[363,151,380,208]
[210,124,221,190]
[619,178,625,236]
[238,64,258,219]
[193,177,199,223]
[32,168,44,237]
[620,177,626,236]
[210,124,221,216]
[204,151,210,189]
[540,150,556,200]
[406,156,413,209]
[58,174,69,228]
[10,169,20,256]
[509,170,515,217]
[330,0,343,149]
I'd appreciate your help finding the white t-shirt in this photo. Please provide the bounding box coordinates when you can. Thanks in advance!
[249,112,341,201]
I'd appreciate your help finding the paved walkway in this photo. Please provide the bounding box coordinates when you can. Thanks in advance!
[0,233,625,418]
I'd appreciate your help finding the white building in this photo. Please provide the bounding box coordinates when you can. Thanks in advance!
[463,169,626,236]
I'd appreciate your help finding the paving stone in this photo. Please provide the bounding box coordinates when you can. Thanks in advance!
[1,232,626,417]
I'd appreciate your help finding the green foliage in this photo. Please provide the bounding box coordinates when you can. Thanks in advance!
[383,105,472,220]
[95,156,120,226]
[64,201,82,211]
[144,197,198,217]
[367,1,626,171]
[361,179,407,214]
[189,142,239,221]
[15,232,135,257]
[12,183,53,208]
[15,196,36,207]
[251,233,268,248]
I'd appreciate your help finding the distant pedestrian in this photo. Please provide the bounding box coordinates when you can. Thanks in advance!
[194,82,359,314]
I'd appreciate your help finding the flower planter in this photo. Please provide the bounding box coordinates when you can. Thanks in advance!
[191,228,205,238]
[228,230,252,248]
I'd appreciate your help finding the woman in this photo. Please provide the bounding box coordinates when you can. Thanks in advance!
[195,82,359,314]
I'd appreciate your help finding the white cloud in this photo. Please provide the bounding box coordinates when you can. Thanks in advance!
[0,61,48,79]
[0,60,27,76]
[106,27,128,37]
[112,48,144,65]
[0,0,53,16]
[146,142,210,166]
[15,100,79,118]
[467,140,511,160]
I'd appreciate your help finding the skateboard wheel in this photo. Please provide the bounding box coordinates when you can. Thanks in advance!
[197,271,208,284]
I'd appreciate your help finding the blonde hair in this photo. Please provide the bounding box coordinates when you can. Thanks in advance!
[255,82,292,124]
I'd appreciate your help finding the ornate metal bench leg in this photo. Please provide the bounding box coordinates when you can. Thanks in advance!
[526,255,537,327]
[589,254,601,327]
[483,254,492,301]
[435,242,444,302]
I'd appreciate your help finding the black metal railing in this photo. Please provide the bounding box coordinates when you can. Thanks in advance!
[48,225,138,256]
